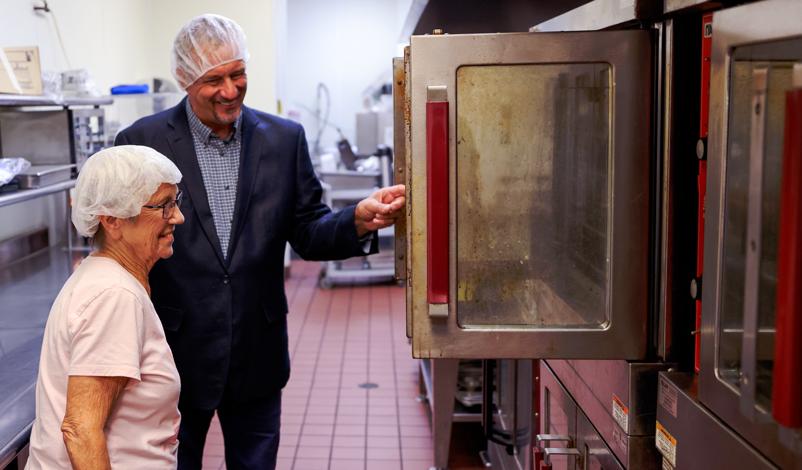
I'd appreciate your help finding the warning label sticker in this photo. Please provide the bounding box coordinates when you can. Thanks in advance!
[612,394,629,431]
[659,376,678,418]
[656,421,677,467]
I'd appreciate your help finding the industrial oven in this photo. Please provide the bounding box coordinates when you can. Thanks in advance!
[694,1,802,468]
[399,28,652,359]
[393,0,802,468]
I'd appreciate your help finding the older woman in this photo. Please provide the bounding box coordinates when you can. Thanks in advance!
[26,145,185,469]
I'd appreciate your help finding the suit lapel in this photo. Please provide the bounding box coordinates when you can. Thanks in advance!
[227,106,267,263]
[166,100,226,267]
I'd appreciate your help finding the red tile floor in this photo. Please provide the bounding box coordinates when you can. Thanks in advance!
[200,261,485,470]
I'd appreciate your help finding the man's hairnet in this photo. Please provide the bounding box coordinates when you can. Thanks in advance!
[71,145,182,237]
[171,14,250,90]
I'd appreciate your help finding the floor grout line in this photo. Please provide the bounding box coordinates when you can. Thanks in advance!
[326,284,353,469]
[289,265,334,469]
[363,284,373,470]
[387,285,406,469]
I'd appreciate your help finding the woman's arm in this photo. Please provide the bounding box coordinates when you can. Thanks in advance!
[61,376,129,470]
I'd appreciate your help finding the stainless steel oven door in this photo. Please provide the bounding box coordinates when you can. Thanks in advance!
[701,0,802,467]
[403,30,652,359]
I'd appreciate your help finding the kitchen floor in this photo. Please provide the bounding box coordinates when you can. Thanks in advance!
[200,260,486,470]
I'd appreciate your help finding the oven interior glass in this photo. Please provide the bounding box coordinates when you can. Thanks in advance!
[718,37,802,409]
[456,63,611,329]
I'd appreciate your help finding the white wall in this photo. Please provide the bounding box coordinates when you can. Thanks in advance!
[0,0,277,245]
[0,0,277,112]
[0,0,153,96]
[272,0,288,107]
[281,0,411,155]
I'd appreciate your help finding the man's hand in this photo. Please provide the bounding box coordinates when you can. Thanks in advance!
[354,184,406,238]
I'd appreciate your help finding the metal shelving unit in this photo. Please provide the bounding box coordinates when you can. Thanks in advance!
[0,180,75,209]
[418,358,482,470]
[318,170,396,288]
[0,95,112,107]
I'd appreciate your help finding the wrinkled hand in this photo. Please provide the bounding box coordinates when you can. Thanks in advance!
[354,184,406,237]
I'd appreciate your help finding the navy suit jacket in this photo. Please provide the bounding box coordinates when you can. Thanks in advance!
[115,99,375,409]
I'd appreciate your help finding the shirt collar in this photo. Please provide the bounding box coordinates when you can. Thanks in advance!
[185,99,242,144]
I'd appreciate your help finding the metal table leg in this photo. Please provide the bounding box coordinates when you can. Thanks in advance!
[431,358,459,470]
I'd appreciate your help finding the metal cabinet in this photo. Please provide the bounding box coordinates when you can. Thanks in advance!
[577,416,624,470]
[545,360,666,470]
[394,29,653,359]
[539,361,579,470]
[318,170,396,287]
[538,361,625,470]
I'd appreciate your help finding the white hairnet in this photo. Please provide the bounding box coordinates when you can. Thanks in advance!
[171,14,250,90]
[71,145,182,237]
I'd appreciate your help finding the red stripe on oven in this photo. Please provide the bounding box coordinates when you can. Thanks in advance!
[695,13,714,374]
[700,14,713,138]
[772,87,802,428]
[695,160,706,373]
[427,100,449,304]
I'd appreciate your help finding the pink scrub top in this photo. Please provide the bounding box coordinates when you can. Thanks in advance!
[26,256,181,469]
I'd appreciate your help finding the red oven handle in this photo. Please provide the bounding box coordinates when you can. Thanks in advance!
[772,87,802,428]
[427,100,449,304]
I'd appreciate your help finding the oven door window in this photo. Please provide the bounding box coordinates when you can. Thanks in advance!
[718,38,802,410]
[456,63,610,329]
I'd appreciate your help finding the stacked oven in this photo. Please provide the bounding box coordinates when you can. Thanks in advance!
[393,0,802,468]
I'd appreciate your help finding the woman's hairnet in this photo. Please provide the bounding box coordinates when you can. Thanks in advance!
[71,145,182,237]
[171,14,250,90]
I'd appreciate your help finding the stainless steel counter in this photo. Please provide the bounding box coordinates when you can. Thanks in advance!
[0,247,78,467]
[0,95,113,107]
[0,180,75,209]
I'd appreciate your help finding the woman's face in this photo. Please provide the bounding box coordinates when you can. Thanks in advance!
[120,183,185,265]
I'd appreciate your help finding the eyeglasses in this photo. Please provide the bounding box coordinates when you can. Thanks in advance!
[142,190,183,219]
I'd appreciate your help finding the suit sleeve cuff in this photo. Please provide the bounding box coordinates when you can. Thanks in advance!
[358,232,375,254]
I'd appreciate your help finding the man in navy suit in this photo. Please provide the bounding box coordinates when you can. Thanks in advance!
[115,14,404,470]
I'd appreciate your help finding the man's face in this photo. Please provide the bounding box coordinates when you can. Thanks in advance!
[186,60,247,131]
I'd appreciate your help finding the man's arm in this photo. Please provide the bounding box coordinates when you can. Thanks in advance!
[61,376,129,470]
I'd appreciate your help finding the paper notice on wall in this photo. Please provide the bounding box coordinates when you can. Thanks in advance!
[0,46,43,95]
[0,49,22,94]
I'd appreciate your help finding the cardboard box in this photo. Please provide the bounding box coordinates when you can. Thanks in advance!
[0,46,43,95]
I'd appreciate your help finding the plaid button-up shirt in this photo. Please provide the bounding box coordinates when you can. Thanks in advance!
[186,100,243,258]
